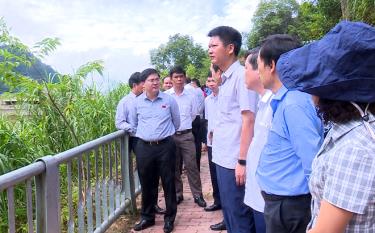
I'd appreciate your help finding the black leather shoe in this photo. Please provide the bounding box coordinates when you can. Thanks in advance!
[194,195,207,207]
[163,221,174,233]
[176,195,184,205]
[204,203,221,212]
[133,219,155,231]
[155,204,166,214]
[210,221,226,231]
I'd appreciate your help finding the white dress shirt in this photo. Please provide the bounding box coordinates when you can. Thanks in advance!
[185,84,205,117]
[244,90,273,212]
[165,87,197,131]
[212,61,258,169]
[204,92,218,147]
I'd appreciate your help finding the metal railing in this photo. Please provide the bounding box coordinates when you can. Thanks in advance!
[0,130,141,233]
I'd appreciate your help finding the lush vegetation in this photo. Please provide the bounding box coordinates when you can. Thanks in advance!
[0,19,130,232]
[247,0,375,47]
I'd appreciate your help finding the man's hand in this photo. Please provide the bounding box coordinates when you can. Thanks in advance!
[235,163,246,186]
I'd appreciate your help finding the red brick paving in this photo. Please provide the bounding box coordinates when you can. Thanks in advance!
[130,151,226,233]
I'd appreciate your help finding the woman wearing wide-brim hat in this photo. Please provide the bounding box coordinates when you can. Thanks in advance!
[277,21,375,233]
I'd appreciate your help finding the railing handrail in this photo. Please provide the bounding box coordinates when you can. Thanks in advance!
[54,130,125,164]
[0,161,45,191]
[0,130,126,191]
[0,129,139,233]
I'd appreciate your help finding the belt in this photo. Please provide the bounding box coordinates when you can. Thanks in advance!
[140,136,170,145]
[175,129,192,135]
[261,191,311,202]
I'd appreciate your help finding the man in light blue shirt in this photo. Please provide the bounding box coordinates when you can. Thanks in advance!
[256,35,323,233]
[115,72,143,132]
[130,68,180,233]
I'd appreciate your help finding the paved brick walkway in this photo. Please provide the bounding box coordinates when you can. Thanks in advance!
[130,151,226,233]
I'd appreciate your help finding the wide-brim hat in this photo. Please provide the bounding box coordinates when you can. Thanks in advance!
[277,21,375,103]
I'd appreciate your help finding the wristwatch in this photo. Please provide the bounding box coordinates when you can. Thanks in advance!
[238,159,246,166]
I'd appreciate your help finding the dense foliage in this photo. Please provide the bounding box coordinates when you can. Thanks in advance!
[247,0,375,48]
[0,19,130,232]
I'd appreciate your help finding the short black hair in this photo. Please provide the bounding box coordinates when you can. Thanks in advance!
[207,71,212,77]
[140,68,159,82]
[246,47,260,70]
[191,78,201,87]
[208,26,242,56]
[169,65,186,77]
[318,99,375,124]
[259,34,301,67]
[128,72,141,88]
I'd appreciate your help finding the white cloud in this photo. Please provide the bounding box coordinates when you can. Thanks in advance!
[0,0,259,88]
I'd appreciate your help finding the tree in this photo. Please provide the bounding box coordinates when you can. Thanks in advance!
[247,0,299,48]
[288,1,327,42]
[150,34,209,82]
[341,0,375,25]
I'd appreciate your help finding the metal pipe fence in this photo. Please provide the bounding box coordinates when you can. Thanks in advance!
[0,130,141,233]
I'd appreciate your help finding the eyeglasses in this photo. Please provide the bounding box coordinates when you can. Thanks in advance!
[147,78,160,83]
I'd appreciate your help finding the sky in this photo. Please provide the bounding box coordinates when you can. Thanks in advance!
[0,0,259,91]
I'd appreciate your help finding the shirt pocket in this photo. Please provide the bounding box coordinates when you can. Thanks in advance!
[218,95,232,114]
[138,105,153,120]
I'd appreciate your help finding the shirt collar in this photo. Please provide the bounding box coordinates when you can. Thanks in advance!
[318,113,375,156]
[330,113,375,141]
[168,87,188,96]
[222,60,240,83]
[129,91,137,98]
[260,89,273,104]
[141,91,162,101]
[270,85,288,114]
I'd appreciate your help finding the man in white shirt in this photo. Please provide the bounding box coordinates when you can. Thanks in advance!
[204,73,221,209]
[204,72,227,231]
[244,48,272,233]
[165,66,206,208]
[208,26,258,233]
[185,78,205,170]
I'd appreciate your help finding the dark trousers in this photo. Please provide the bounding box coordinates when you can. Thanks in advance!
[192,116,201,170]
[128,136,138,155]
[216,165,256,233]
[134,137,177,223]
[253,209,266,233]
[200,118,207,144]
[207,147,220,204]
[131,136,161,207]
[262,192,311,233]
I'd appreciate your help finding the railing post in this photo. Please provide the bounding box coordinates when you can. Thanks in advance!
[121,133,136,213]
[35,155,61,233]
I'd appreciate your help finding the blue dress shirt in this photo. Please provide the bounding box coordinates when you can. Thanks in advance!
[130,91,180,141]
[256,85,323,195]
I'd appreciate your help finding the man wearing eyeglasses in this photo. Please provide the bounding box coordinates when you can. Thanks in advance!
[130,68,180,233]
